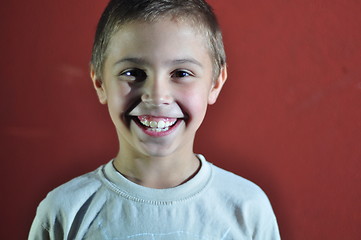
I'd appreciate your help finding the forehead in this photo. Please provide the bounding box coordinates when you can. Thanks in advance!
[105,19,213,68]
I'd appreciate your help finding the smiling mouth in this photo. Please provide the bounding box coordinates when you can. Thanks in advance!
[138,116,177,132]
[131,115,181,135]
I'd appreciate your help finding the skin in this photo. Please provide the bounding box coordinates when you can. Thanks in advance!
[91,18,227,189]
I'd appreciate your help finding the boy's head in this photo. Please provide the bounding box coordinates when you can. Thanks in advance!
[90,0,226,79]
[90,0,227,158]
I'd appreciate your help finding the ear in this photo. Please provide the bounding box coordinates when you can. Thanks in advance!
[90,65,107,104]
[208,65,227,105]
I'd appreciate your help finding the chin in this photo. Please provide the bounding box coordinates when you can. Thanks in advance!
[138,145,177,158]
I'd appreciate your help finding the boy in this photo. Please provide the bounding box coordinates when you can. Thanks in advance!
[29,0,280,239]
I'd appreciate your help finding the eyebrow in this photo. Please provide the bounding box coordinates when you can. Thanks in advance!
[167,58,203,68]
[113,57,149,67]
[113,57,203,68]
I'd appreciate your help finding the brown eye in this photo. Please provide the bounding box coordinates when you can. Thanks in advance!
[120,69,147,82]
[171,70,193,78]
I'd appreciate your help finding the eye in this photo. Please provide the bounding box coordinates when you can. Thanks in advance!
[119,69,147,82]
[171,70,194,78]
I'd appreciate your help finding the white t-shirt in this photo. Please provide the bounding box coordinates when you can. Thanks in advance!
[29,155,280,239]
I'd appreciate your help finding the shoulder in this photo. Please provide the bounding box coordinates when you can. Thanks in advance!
[47,168,102,203]
[29,164,109,238]
[211,164,266,198]
[208,163,280,237]
[209,163,275,215]
[36,165,106,220]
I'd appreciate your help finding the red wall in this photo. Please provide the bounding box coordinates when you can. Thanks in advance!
[1,0,360,239]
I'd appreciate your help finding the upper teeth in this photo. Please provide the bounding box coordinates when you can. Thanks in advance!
[140,119,176,129]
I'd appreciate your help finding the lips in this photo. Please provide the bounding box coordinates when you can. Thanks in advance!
[132,115,181,137]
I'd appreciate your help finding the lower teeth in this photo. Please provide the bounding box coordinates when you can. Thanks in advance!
[149,127,169,132]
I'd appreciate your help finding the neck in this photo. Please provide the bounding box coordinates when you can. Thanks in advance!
[113,152,201,189]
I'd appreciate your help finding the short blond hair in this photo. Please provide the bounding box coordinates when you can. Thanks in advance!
[90,0,226,79]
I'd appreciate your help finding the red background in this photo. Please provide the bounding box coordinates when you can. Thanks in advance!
[1,0,360,239]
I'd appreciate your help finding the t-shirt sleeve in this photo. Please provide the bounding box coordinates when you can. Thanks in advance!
[28,197,63,240]
[236,180,281,240]
[28,171,103,240]
[28,217,50,240]
[253,215,281,240]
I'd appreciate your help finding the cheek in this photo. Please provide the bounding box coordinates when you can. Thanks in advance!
[106,82,134,116]
[178,87,209,121]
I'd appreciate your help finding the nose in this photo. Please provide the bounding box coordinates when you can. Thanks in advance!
[141,74,173,106]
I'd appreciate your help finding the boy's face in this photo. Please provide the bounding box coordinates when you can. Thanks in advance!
[92,18,226,158]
